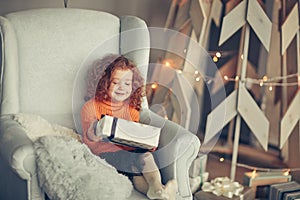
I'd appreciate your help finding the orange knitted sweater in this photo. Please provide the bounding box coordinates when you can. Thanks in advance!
[81,99,139,155]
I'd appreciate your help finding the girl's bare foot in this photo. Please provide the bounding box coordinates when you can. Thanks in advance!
[147,187,169,200]
[165,179,178,200]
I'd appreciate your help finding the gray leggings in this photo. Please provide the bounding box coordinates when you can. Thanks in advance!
[99,149,148,178]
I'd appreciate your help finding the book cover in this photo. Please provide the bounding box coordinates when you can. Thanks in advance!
[269,181,300,200]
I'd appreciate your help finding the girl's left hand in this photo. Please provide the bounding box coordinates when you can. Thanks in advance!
[87,120,103,142]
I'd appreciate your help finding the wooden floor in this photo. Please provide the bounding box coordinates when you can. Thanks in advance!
[205,153,249,184]
[205,144,288,183]
[198,143,289,199]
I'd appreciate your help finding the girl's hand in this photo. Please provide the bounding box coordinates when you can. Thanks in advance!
[87,120,103,142]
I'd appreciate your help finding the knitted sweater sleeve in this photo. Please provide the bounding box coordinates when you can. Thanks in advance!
[80,100,122,155]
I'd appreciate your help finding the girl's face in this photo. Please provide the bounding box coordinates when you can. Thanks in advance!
[108,69,133,103]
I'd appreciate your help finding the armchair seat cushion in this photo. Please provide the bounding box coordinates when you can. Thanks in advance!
[34,135,134,200]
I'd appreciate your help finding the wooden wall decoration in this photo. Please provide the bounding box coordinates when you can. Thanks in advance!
[211,56,260,100]
[150,0,223,132]
[280,3,300,150]
[204,0,272,180]
[192,0,222,48]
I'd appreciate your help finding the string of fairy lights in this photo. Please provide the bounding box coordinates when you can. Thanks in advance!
[157,51,300,92]
[153,53,300,177]
[175,69,299,92]
[217,156,300,176]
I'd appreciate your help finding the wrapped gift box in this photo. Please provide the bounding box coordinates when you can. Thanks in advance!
[195,177,255,200]
[269,181,300,200]
[189,172,209,193]
[96,115,161,150]
[244,172,292,187]
[194,186,255,200]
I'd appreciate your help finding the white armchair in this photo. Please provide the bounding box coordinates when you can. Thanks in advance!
[0,8,200,200]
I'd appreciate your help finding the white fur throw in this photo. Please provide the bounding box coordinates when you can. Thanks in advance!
[13,113,133,200]
[34,136,133,200]
[13,113,80,142]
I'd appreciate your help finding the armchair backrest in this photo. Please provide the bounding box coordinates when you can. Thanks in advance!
[0,8,150,132]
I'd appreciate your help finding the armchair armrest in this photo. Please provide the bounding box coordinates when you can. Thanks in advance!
[139,109,201,199]
[0,115,43,199]
[0,114,35,180]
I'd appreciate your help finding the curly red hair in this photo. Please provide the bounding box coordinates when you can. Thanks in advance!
[86,54,145,111]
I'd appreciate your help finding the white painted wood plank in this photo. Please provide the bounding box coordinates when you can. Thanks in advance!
[199,0,211,18]
[198,0,212,49]
[219,0,246,46]
[280,92,300,149]
[176,73,200,133]
[225,0,242,14]
[211,0,223,27]
[281,3,299,54]
[297,29,300,74]
[164,0,179,29]
[174,0,191,30]
[247,0,272,51]
[204,90,238,144]
[171,73,191,130]
[231,115,241,180]
[190,0,204,39]
[211,56,237,94]
[246,60,260,100]
[237,84,269,151]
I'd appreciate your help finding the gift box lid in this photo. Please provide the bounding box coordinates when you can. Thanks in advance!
[117,117,161,139]
[96,115,161,150]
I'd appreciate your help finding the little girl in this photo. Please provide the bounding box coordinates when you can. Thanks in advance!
[81,54,177,200]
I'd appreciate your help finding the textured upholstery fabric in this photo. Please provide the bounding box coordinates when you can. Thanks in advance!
[0,15,19,114]
[2,9,120,128]
[120,15,150,109]
[139,109,200,198]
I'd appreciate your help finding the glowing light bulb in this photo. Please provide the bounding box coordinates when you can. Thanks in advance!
[235,76,239,81]
[283,169,290,176]
[151,83,158,89]
[194,70,199,75]
[219,157,224,162]
[213,56,218,62]
[216,52,221,58]
[262,76,268,82]
[268,86,273,91]
[195,77,201,82]
[177,70,182,74]
[251,169,257,178]
[165,61,171,67]
[259,80,264,87]
[224,75,229,80]
[241,54,244,60]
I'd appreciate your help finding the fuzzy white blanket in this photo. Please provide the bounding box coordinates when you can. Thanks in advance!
[34,136,133,200]
[13,113,133,200]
